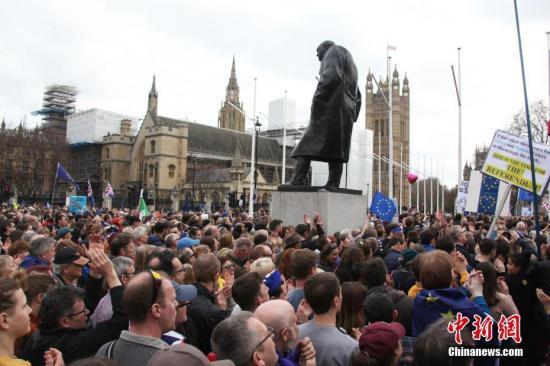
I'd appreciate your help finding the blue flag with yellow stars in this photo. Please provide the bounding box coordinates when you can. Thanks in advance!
[370,192,397,222]
[518,188,535,202]
[477,174,499,214]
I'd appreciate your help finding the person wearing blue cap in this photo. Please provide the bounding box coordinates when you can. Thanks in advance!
[55,227,72,241]
[177,237,200,250]
[162,281,197,345]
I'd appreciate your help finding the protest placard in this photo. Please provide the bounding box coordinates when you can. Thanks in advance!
[455,180,469,213]
[69,196,87,214]
[481,130,550,195]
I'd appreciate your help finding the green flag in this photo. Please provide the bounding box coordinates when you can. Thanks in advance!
[139,189,150,219]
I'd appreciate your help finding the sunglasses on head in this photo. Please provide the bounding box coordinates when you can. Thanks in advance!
[148,270,162,307]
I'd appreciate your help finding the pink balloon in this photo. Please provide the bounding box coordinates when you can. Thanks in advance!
[407,172,418,184]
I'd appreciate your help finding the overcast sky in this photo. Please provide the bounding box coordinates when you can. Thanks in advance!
[1,0,548,187]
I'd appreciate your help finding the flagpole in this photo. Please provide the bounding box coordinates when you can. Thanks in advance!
[430,158,433,214]
[378,129,382,193]
[248,77,257,217]
[513,0,541,253]
[487,184,512,239]
[399,144,403,212]
[387,50,393,200]
[408,149,411,209]
[423,154,427,214]
[436,162,440,212]
[51,162,59,206]
[416,152,420,209]
[282,90,287,184]
[442,165,445,213]
[457,47,463,191]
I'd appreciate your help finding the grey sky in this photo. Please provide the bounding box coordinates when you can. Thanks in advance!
[0,0,548,187]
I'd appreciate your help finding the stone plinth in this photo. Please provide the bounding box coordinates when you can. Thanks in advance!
[271,188,368,234]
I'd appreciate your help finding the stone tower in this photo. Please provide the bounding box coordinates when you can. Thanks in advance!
[365,67,410,209]
[148,75,158,119]
[218,56,245,132]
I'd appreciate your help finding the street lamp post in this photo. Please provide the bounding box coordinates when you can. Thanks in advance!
[254,117,261,208]
[190,154,196,211]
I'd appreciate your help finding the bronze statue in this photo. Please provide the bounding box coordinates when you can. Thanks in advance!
[289,40,362,187]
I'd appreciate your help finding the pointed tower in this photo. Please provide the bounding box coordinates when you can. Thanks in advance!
[148,75,158,118]
[218,57,245,132]
[1,118,5,133]
[392,67,400,96]
[366,66,410,205]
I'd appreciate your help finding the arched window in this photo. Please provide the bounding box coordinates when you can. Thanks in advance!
[168,164,176,179]
[149,164,154,178]
[150,140,156,154]
[105,148,110,159]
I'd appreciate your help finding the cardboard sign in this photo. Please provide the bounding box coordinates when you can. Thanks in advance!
[455,180,469,213]
[482,130,550,195]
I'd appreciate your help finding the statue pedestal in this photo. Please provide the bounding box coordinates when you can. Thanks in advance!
[271,187,368,234]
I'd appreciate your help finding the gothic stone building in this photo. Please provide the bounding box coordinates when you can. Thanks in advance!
[365,68,410,209]
[101,61,291,210]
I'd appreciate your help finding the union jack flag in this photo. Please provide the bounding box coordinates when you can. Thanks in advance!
[104,182,115,198]
[87,179,95,207]
[87,179,93,197]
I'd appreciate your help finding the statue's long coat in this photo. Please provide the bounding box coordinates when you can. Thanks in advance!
[292,45,361,163]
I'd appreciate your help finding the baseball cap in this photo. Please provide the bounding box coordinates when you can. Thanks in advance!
[359,322,405,361]
[177,237,200,250]
[56,227,71,240]
[146,343,234,366]
[54,247,89,266]
[171,281,197,303]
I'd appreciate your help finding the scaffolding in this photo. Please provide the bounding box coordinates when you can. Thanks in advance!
[32,85,78,131]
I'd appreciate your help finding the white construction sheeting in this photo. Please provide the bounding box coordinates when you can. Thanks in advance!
[311,125,373,196]
[67,108,140,144]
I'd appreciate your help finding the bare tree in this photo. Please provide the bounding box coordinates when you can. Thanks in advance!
[507,99,549,144]
[0,124,70,202]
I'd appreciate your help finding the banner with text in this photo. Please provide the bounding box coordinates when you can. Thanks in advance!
[481,130,550,196]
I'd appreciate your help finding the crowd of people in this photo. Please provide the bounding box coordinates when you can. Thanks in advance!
[0,204,549,366]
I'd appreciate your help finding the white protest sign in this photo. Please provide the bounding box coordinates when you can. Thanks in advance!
[481,130,550,196]
[455,180,469,213]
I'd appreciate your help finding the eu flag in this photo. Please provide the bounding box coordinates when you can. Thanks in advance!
[55,163,79,191]
[477,174,498,214]
[518,188,535,202]
[370,192,397,222]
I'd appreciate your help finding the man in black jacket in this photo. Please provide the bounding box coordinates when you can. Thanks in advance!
[187,253,230,354]
[19,249,127,365]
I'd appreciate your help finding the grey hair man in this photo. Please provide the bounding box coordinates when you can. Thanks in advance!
[450,225,474,266]
[255,300,316,366]
[90,256,136,327]
[20,236,56,270]
[211,312,278,366]
[164,233,179,252]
